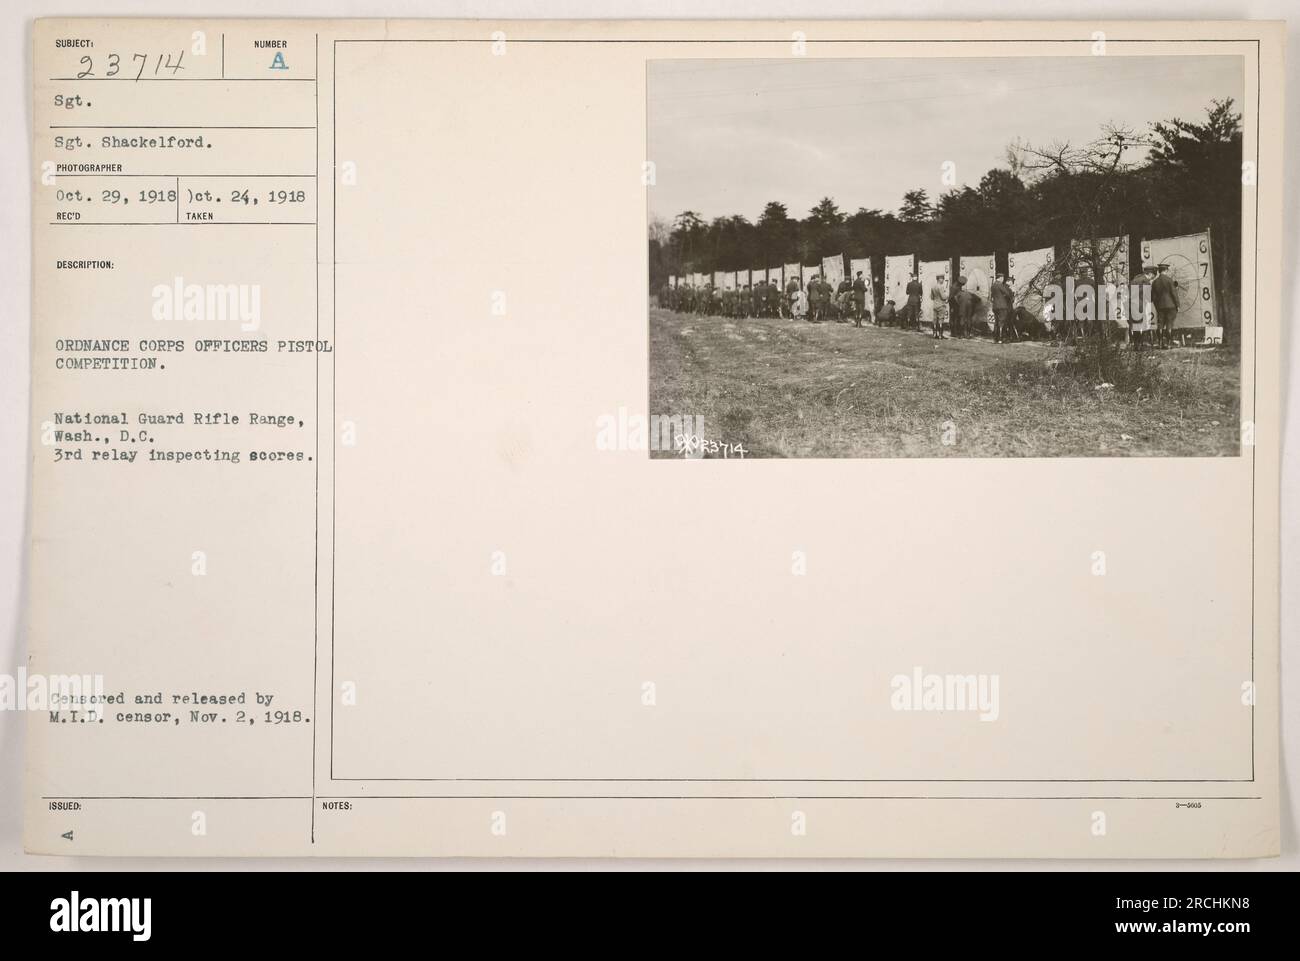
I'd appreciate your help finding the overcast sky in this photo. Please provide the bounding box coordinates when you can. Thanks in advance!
[647,56,1244,225]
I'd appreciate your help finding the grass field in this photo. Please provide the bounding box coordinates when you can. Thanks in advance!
[648,307,1242,458]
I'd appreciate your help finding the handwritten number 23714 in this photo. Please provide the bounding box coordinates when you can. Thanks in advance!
[76,51,186,80]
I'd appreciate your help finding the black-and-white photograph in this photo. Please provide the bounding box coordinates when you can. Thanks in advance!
[648,56,1245,457]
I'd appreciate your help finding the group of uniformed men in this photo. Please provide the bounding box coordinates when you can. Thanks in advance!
[658,269,1010,337]
[658,271,874,326]
[659,261,1184,346]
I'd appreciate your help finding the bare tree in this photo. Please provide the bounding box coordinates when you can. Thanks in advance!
[1014,124,1155,341]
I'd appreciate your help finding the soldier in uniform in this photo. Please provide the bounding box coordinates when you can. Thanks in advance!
[806,274,822,322]
[836,276,852,323]
[905,274,923,330]
[929,273,949,339]
[953,275,974,339]
[852,271,868,327]
[990,273,1016,343]
[1152,262,1180,348]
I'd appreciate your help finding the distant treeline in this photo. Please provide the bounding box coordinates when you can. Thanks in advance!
[648,100,1242,335]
